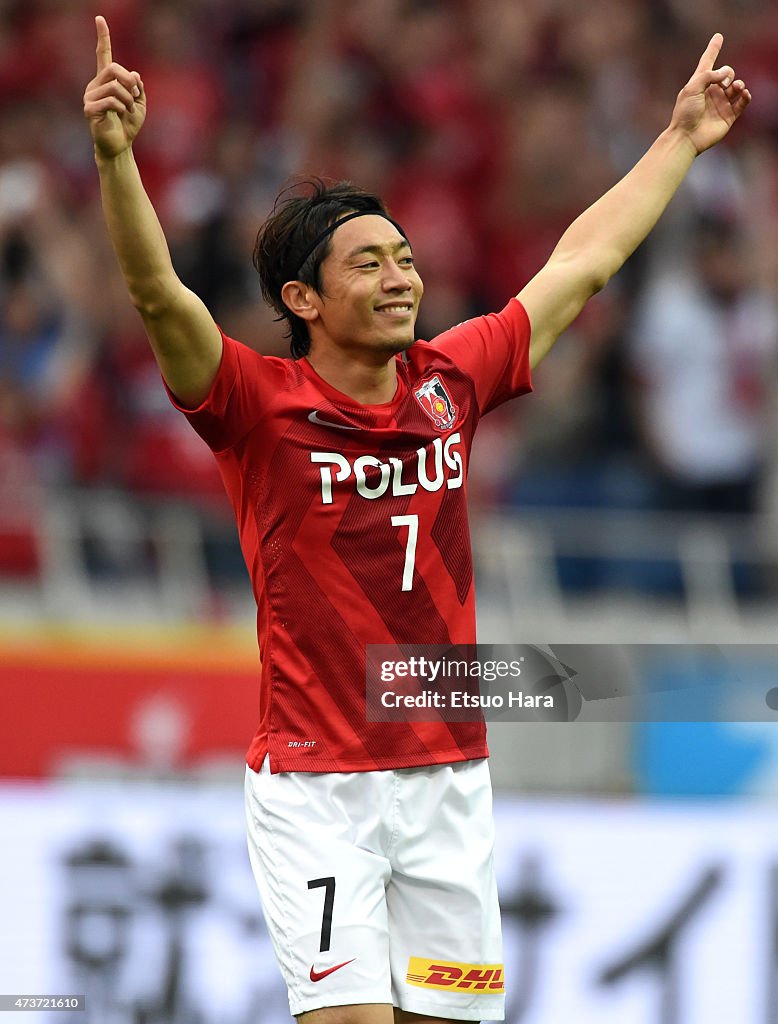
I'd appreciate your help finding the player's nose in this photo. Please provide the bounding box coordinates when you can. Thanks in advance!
[381,259,413,291]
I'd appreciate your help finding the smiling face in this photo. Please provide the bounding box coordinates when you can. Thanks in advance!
[304,214,424,361]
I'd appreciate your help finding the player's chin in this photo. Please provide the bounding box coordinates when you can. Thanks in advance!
[377,330,415,355]
[377,320,417,353]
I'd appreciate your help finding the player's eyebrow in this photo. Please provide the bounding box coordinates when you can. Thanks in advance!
[344,239,412,260]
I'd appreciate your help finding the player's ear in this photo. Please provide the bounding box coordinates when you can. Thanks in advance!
[281,281,319,323]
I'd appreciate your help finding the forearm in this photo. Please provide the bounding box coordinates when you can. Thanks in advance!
[95,146,177,311]
[553,127,697,288]
[521,38,749,368]
[520,128,698,367]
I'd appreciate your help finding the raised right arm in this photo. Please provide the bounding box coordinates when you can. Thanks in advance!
[84,15,222,407]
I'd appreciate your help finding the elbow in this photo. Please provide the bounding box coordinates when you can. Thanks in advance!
[590,271,610,296]
[590,246,627,294]
[129,277,178,319]
[581,262,615,299]
[132,295,169,319]
[554,247,614,299]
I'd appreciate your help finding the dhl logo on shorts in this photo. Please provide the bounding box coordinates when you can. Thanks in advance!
[406,957,504,993]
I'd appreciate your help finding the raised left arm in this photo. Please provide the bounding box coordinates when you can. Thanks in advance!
[520,33,751,369]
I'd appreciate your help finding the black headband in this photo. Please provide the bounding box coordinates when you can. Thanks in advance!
[294,210,408,277]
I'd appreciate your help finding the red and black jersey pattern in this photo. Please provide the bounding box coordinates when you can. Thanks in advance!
[166,299,532,772]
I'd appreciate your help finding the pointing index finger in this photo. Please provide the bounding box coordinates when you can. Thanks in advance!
[95,15,112,73]
[696,32,723,73]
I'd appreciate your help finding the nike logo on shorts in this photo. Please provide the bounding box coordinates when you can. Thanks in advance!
[309,958,356,982]
[308,410,360,431]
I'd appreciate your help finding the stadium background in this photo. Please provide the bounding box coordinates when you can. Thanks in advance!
[1,0,778,1020]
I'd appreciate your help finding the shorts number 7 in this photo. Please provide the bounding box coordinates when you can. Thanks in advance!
[308,876,336,952]
[391,514,418,592]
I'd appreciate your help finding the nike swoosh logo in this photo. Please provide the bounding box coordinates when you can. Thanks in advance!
[308,410,360,431]
[309,958,356,982]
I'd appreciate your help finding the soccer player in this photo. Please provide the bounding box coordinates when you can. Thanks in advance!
[84,15,749,1024]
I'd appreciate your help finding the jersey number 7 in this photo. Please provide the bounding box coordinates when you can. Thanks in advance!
[391,514,418,592]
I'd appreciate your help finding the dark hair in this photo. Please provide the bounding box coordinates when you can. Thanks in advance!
[252,178,392,359]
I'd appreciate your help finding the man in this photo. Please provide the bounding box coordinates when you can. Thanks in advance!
[630,213,775,516]
[84,14,749,1024]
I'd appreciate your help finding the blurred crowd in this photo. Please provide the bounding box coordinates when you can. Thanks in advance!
[1,0,778,578]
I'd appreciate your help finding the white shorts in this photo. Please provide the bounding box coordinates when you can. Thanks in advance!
[244,757,504,1021]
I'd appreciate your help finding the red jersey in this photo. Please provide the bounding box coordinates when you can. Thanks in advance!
[167,298,532,772]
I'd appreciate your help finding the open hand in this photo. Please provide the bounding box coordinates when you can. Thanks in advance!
[83,15,145,158]
[670,33,751,155]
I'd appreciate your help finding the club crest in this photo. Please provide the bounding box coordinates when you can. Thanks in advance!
[414,375,458,431]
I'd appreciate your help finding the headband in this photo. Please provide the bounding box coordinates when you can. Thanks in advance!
[294,210,408,277]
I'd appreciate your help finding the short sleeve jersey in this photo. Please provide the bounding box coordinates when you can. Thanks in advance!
[167,298,532,772]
